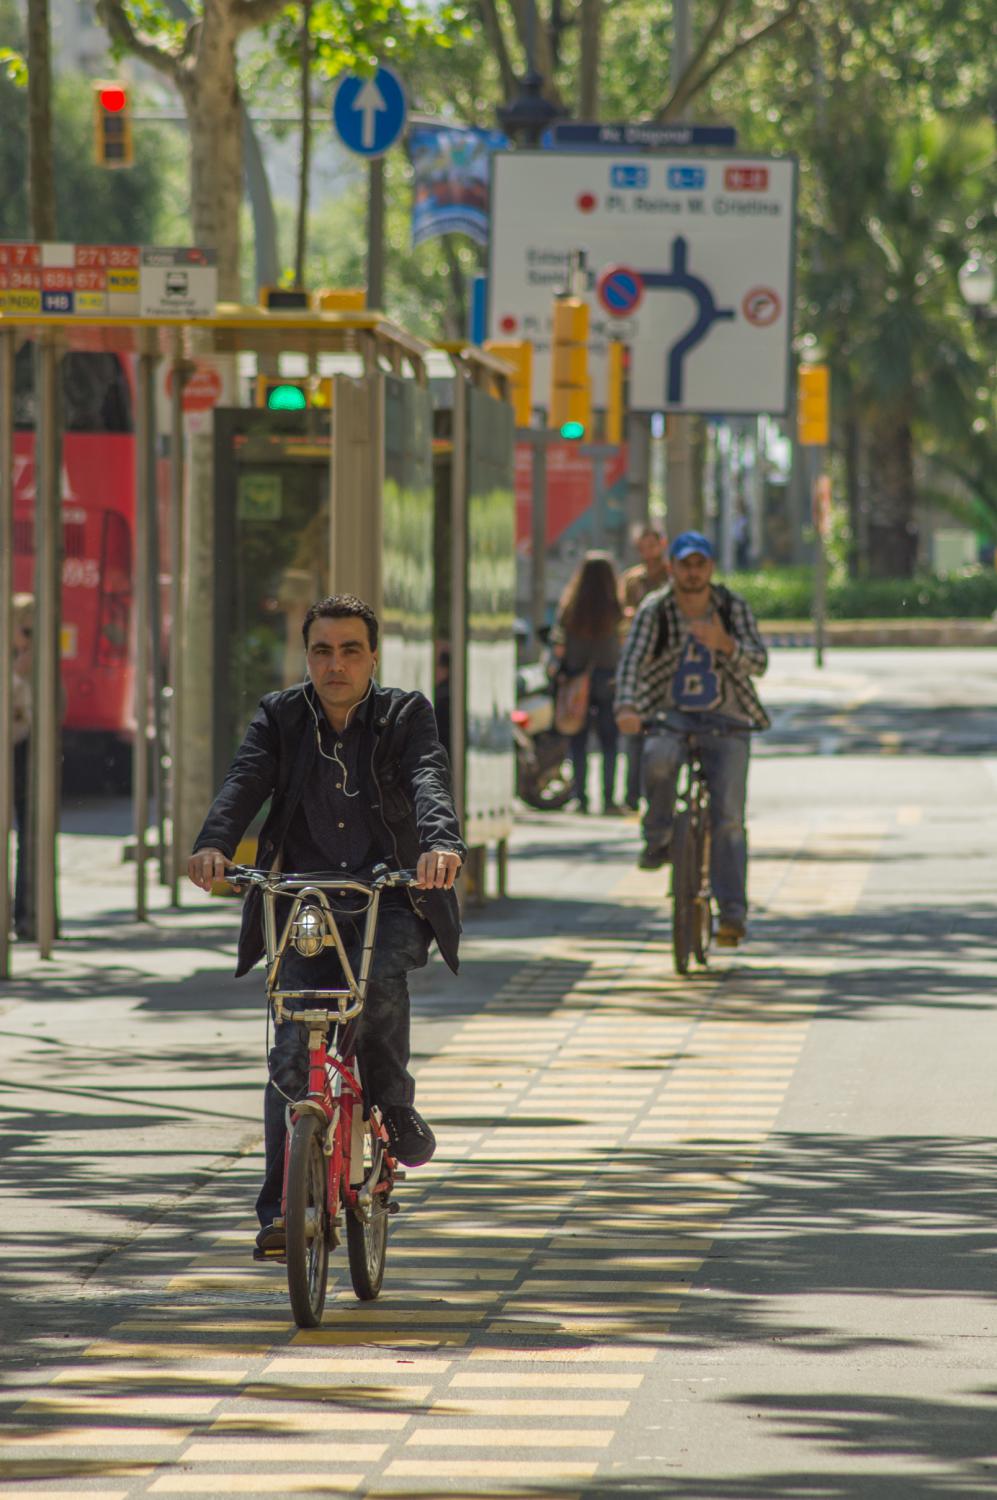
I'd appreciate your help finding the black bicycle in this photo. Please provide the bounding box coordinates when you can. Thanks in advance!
[670,738,714,975]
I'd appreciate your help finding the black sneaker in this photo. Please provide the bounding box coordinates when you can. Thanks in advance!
[637,844,669,870]
[253,1221,286,1261]
[383,1105,437,1167]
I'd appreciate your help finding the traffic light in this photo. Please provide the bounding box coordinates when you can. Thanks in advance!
[605,340,626,445]
[549,296,590,440]
[93,82,133,168]
[483,339,533,427]
[255,375,333,410]
[797,363,830,446]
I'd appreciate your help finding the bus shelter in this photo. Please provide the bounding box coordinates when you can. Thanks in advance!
[0,305,438,976]
[431,344,516,899]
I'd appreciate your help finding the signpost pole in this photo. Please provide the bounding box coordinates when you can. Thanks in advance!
[133,340,155,922]
[0,331,14,978]
[529,432,548,651]
[813,459,829,669]
[367,156,385,310]
[33,330,61,959]
[167,339,190,906]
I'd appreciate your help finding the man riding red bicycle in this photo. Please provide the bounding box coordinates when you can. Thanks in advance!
[615,531,769,948]
[188,594,465,1258]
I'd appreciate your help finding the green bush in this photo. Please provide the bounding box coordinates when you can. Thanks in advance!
[724,567,997,620]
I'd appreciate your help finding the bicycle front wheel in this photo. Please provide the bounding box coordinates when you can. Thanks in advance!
[671,811,695,975]
[285,1112,330,1328]
[346,1115,389,1300]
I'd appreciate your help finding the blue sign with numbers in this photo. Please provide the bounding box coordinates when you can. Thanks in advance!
[611,164,649,190]
[667,165,707,191]
[332,66,407,158]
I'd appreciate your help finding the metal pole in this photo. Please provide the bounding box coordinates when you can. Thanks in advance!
[367,156,385,311]
[665,0,695,536]
[449,366,469,826]
[529,433,548,651]
[813,455,828,668]
[133,345,155,922]
[33,331,60,958]
[0,331,14,978]
[144,357,169,885]
[167,341,190,905]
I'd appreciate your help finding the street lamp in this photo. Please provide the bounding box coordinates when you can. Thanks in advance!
[496,0,562,147]
[958,252,995,312]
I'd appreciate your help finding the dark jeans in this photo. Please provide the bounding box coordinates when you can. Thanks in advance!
[642,715,751,924]
[256,902,431,1226]
[569,667,619,809]
[625,733,643,807]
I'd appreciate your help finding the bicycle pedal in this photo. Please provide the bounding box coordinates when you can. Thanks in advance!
[393,1169,407,1181]
[387,1200,401,1216]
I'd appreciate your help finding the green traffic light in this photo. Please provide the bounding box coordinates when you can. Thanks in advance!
[560,420,586,441]
[267,384,307,411]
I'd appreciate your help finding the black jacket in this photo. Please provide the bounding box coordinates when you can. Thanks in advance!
[193,682,467,978]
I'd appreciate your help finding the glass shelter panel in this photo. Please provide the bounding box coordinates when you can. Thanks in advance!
[465,385,515,843]
[382,374,434,697]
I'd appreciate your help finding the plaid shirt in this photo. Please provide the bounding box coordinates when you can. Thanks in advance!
[615,583,770,730]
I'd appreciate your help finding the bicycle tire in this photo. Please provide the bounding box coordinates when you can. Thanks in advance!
[346,1114,389,1300]
[671,812,695,975]
[694,822,713,966]
[285,1112,330,1328]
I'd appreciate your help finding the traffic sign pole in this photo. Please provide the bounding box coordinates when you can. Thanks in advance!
[368,157,385,310]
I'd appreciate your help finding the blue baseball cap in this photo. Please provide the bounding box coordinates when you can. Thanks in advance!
[669,530,715,562]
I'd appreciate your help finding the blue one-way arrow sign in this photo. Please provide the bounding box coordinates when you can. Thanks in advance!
[333,66,407,158]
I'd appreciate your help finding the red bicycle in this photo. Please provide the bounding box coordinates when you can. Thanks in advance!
[228,863,417,1328]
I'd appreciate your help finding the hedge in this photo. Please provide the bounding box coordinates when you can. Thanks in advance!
[724,567,997,621]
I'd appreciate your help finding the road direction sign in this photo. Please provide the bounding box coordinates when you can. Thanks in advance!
[488,151,797,415]
[332,66,407,158]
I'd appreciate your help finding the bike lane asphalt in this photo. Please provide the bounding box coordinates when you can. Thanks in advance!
[2,652,997,1498]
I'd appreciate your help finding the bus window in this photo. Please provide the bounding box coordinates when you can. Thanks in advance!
[12,345,133,433]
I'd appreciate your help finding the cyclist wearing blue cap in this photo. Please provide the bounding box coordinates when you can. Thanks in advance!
[615,530,769,947]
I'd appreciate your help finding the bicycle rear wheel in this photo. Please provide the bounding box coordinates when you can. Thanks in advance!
[694,822,713,966]
[346,1114,389,1300]
[671,812,695,975]
[285,1112,330,1328]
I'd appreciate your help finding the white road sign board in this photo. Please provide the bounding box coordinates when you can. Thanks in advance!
[488,151,797,415]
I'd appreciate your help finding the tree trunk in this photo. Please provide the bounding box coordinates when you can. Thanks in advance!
[26,0,55,239]
[865,411,918,578]
[441,237,467,340]
[180,5,243,301]
[578,0,601,119]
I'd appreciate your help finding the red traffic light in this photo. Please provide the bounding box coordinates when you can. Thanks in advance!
[98,86,127,113]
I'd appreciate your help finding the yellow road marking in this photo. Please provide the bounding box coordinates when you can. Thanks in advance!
[405,1427,615,1447]
[385,1459,599,1478]
[178,1439,386,1462]
[148,1478,364,1494]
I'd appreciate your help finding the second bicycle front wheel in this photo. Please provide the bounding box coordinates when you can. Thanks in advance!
[285,1112,330,1328]
[671,812,695,975]
[346,1115,389,1300]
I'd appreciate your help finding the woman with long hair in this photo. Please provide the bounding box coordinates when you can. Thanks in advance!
[552,551,622,815]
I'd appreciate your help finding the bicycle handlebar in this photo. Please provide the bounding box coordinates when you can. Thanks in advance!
[225,863,419,894]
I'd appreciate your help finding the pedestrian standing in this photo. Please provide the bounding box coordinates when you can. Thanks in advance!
[618,526,670,810]
[551,552,622,816]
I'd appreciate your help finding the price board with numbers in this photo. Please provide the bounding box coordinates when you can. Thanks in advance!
[0,243,217,319]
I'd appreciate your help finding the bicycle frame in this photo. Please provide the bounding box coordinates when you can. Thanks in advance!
[229,863,413,1233]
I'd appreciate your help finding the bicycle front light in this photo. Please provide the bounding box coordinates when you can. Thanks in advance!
[292,904,325,958]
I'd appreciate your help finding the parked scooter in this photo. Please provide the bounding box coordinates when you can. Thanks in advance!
[513,660,574,810]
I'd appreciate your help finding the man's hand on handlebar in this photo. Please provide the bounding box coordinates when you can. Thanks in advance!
[187,847,231,891]
[414,849,462,891]
[616,709,642,736]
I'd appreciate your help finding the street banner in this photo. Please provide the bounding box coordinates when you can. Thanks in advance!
[488,150,797,415]
[409,124,505,248]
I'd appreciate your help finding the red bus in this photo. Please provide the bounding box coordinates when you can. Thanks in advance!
[12,343,137,773]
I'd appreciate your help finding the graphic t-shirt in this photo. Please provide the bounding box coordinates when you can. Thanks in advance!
[671,631,723,713]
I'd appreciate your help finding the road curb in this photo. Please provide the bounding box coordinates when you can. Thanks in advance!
[760,619,997,647]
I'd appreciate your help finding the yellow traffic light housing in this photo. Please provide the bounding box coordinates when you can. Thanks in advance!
[606,341,626,445]
[93,82,133,168]
[483,339,533,427]
[797,364,830,446]
[315,288,367,312]
[259,287,311,310]
[550,296,590,440]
